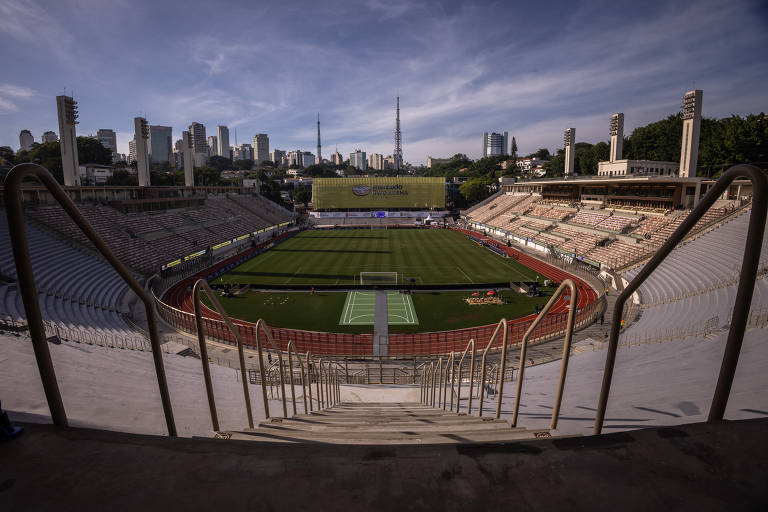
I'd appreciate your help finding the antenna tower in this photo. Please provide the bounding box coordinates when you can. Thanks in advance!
[394,96,402,172]
[317,113,322,164]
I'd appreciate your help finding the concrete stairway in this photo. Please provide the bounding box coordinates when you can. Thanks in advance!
[222,402,551,444]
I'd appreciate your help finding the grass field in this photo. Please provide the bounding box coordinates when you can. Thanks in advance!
[213,228,540,286]
[339,291,418,325]
[204,289,554,333]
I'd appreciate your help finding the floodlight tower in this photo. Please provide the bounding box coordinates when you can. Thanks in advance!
[134,117,150,187]
[56,95,80,186]
[609,113,624,162]
[564,128,575,176]
[679,89,703,178]
[182,130,194,187]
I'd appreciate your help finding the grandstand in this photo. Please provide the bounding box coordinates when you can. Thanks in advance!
[1,163,767,509]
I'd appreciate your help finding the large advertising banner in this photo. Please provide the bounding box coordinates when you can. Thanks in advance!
[312,177,446,209]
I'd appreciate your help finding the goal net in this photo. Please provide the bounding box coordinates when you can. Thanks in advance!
[360,271,398,286]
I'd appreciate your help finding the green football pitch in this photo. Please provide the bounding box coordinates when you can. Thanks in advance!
[339,291,419,325]
[213,228,539,286]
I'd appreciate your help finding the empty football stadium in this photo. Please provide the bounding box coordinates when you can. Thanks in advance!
[2,162,768,509]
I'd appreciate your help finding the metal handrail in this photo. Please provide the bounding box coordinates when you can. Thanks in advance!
[305,351,314,412]
[593,164,768,434]
[192,279,254,429]
[286,341,308,415]
[477,319,507,418]
[509,279,578,427]
[253,319,288,418]
[443,353,454,410]
[455,339,476,414]
[3,163,175,435]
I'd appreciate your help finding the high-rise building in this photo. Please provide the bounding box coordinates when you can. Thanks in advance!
[302,151,315,167]
[56,95,80,186]
[19,130,34,151]
[134,117,150,187]
[482,132,509,158]
[41,131,58,143]
[216,126,230,160]
[234,144,253,162]
[207,135,218,156]
[332,150,343,165]
[189,122,208,165]
[128,139,137,164]
[148,125,172,164]
[609,114,624,163]
[253,134,269,164]
[96,129,118,163]
[564,128,576,176]
[270,149,286,166]
[350,150,367,170]
[287,150,301,167]
[679,89,703,178]
[368,153,384,171]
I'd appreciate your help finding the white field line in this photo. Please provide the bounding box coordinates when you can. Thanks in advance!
[456,266,474,283]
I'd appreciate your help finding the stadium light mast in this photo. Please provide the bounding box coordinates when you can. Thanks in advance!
[317,113,322,165]
[394,96,402,173]
[564,128,575,177]
[134,117,151,187]
[56,95,80,186]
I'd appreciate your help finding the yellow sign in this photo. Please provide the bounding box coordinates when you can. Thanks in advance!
[162,259,181,270]
[211,240,232,250]
[235,234,250,241]
[184,250,207,261]
[312,177,445,209]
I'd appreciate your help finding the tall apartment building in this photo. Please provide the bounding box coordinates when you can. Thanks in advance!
[332,150,343,165]
[350,150,367,170]
[41,131,58,143]
[128,139,137,164]
[148,125,172,164]
[56,95,80,186]
[482,132,509,158]
[368,153,384,171]
[270,149,286,166]
[302,152,315,167]
[96,129,118,162]
[19,130,34,151]
[253,133,269,164]
[207,135,218,156]
[234,144,253,162]
[189,122,208,166]
[216,126,230,160]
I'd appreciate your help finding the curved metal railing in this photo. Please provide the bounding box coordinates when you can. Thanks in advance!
[3,163,176,435]
[593,164,768,434]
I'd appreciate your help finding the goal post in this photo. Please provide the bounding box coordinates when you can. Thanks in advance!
[360,271,398,286]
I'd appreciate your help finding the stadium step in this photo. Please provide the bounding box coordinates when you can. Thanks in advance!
[219,402,550,444]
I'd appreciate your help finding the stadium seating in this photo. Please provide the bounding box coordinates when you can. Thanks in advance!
[24,193,293,275]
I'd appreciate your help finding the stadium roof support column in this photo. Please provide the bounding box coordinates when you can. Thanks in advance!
[56,95,80,186]
[564,128,575,176]
[182,131,194,187]
[134,117,151,187]
[679,89,703,178]
[609,114,623,163]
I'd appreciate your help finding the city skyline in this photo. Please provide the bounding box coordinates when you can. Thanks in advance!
[1,0,767,165]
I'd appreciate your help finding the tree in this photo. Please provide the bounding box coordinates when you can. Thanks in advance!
[194,166,221,186]
[233,159,254,170]
[0,146,15,167]
[107,170,138,186]
[77,136,113,165]
[458,177,491,203]
[207,155,232,172]
[295,187,312,206]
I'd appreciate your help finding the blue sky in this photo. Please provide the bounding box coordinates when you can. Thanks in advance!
[1,0,767,164]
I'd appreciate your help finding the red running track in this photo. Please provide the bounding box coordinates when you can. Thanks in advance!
[158,227,602,356]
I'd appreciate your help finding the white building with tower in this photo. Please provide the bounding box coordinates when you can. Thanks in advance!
[19,130,34,151]
[41,131,58,143]
[56,95,80,186]
[563,128,575,176]
[482,132,508,158]
[133,117,150,187]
